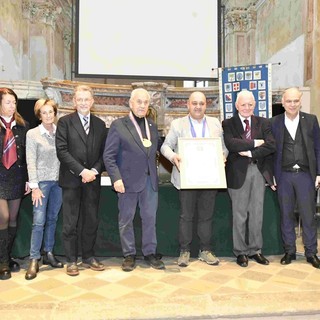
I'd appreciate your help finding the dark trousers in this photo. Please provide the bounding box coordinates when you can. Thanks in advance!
[277,171,318,257]
[118,176,158,257]
[178,189,217,252]
[62,183,101,262]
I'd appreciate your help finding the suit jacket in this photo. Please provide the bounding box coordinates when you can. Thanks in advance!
[0,121,29,198]
[270,111,320,183]
[222,114,275,189]
[103,115,159,192]
[56,112,108,188]
[0,121,29,169]
[160,115,228,189]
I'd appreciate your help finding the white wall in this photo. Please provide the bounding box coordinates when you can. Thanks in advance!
[0,36,21,80]
[266,35,304,90]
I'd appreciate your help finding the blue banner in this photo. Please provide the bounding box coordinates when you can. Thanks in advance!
[219,64,272,120]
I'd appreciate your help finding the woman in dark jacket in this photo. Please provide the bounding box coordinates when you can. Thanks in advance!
[0,88,30,280]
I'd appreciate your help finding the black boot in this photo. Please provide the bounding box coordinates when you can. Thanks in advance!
[0,229,11,280]
[8,226,20,272]
[43,252,64,268]
[25,259,39,280]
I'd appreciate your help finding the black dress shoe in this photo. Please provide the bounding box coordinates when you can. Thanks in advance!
[25,259,39,280]
[9,258,20,272]
[66,262,79,276]
[306,255,320,269]
[249,253,269,265]
[144,254,165,270]
[82,257,105,271]
[122,255,136,272]
[43,252,64,268]
[236,255,248,267]
[280,253,296,265]
[0,262,11,280]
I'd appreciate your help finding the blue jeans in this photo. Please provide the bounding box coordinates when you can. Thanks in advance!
[29,181,62,259]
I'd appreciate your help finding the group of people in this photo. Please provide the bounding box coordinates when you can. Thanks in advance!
[0,85,319,282]
[162,88,320,270]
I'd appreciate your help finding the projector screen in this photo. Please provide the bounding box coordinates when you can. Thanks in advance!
[75,0,221,81]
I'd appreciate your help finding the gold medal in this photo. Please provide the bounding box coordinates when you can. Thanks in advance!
[142,139,152,147]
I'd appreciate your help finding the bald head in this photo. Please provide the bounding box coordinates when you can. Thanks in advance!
[189,91,206,101]
[187,91,207,121]
[282,87,302,100]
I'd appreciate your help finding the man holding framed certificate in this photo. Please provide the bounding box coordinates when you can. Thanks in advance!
[161,91,228,267]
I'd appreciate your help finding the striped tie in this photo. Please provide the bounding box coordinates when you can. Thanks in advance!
[83,116,89,134]
[1,117,18,169]
[244,119,251,140]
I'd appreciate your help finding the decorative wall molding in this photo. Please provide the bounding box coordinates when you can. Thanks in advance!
[22,0,62,28]
[40,78,220,133]
[22,0,63,30]
[0,80,46,100]
[225,7,257,34]
[63,31,72,49]
[2,79,305,131]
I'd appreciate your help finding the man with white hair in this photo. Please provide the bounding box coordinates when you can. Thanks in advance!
[104,88,164,272]
[222,90,275,267]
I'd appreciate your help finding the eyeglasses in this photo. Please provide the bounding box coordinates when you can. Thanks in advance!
[75,98,92,104]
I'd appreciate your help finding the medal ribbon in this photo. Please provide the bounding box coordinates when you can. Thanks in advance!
[188,116,207,138]
[129,111,151,143]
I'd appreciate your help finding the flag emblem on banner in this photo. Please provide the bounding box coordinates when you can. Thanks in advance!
[233,82,240,91]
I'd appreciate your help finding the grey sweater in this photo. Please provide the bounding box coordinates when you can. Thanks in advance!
[26,124,60,188]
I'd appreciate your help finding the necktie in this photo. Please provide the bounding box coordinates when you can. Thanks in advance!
[1,117,18,169]
[83,116,89,134]
[244,119,251,140]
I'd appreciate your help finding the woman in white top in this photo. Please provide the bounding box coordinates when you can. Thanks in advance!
[25,99,63,280]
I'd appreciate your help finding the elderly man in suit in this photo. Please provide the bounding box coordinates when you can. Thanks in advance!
[161,91,228,267]
[222,90,275,267]
[271,87,320,269]
[56,85,108,276]
[103,88,164,272]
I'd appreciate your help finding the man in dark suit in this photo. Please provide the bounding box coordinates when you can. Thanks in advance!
[271,87,320,269]
[222,90,275,267]
[56,85,108,276]
[103,88,164,272]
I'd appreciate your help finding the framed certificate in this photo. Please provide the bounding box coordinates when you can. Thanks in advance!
[178,137,227,189]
